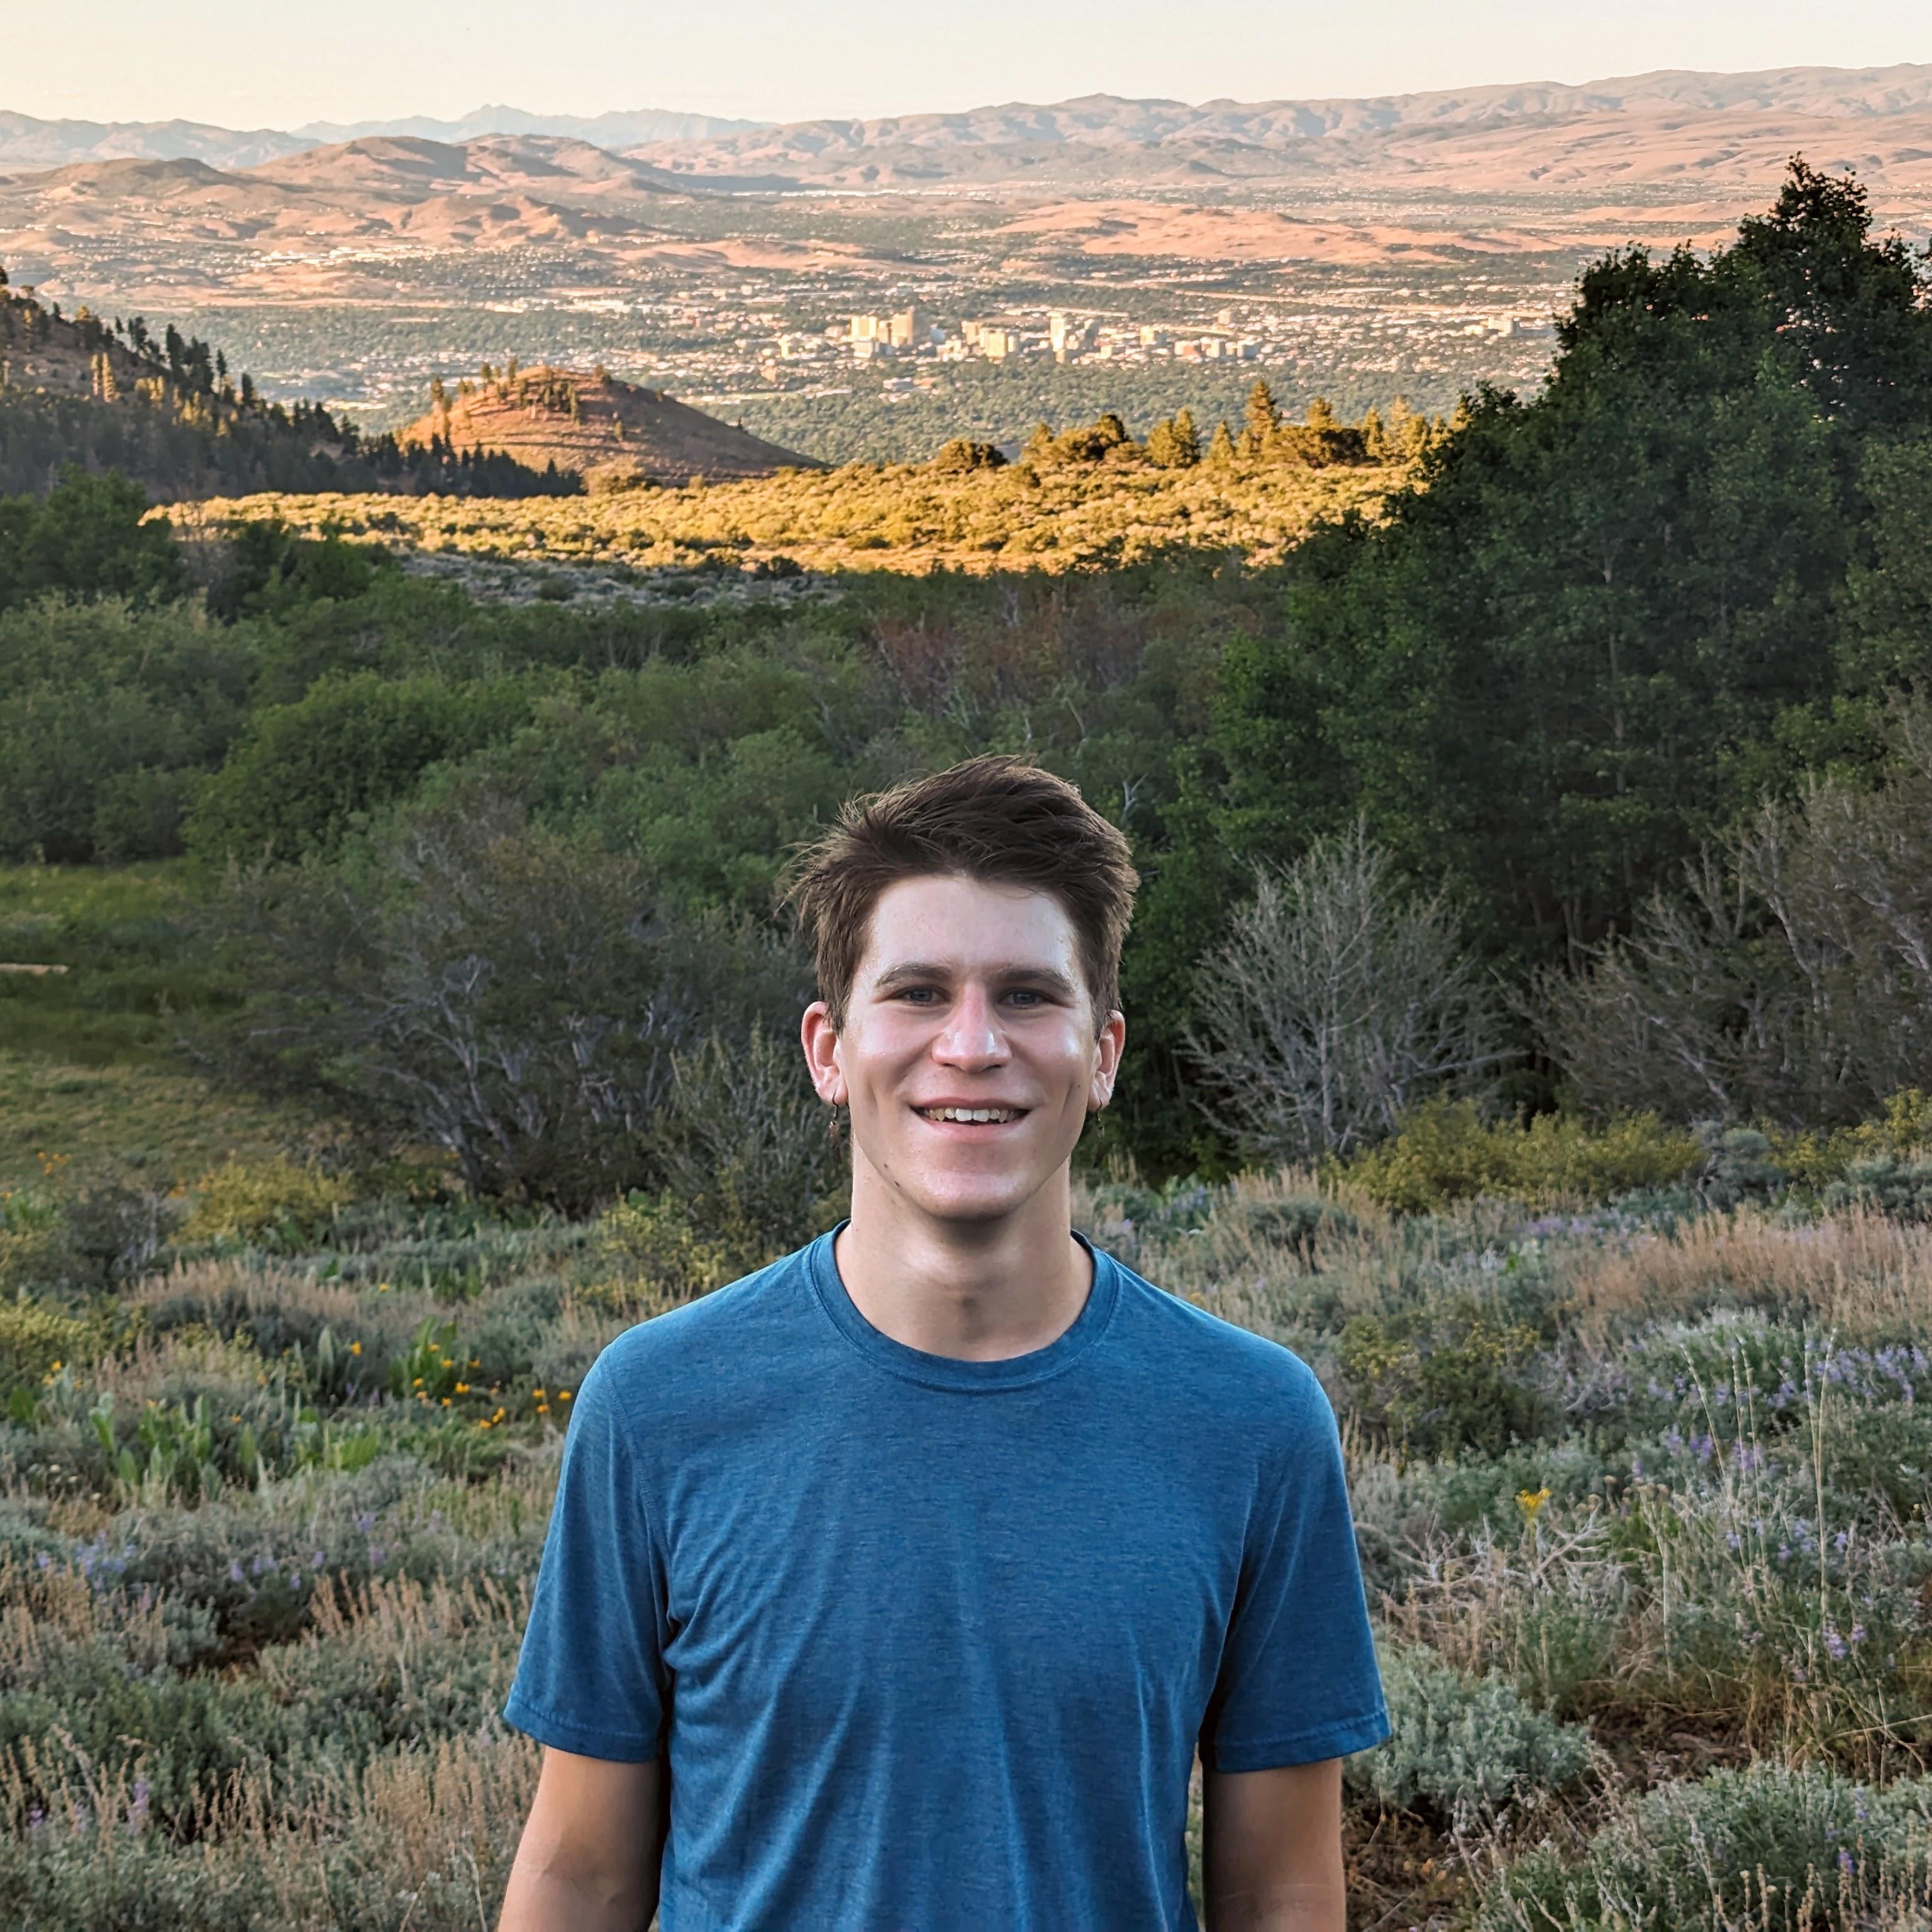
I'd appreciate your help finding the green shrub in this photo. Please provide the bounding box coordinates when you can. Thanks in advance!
[178,1156,352,1249]
[0,1301,100,1396]
[581,1191,741,1310]
[1350,1641,1600,1816]
[1477,1763,1932,1931]
[1340,1100,1701,1213]
[184,670,535,866]
[1821,1154,1932,1222]
[1336,1299,1552,1460]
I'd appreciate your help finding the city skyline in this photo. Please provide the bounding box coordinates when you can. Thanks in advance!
[12,0,1932,133]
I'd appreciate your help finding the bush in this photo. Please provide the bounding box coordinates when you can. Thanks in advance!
[185,670,536,865]
[197,792,811,1212]
[0,470,187,614]
[1350,1641,1599,1817]
[1340,1100,1701,1213]
[1336,1300,1552,1460]
[928,439,1006,473]
[179,1157,353,1250]
[643,1022,849,1275]
[0,1302,100,1397]
[1185,830,1500,1164]
[1477,1763,1932,1931]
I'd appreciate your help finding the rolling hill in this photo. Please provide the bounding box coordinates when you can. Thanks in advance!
[400,365,819,484]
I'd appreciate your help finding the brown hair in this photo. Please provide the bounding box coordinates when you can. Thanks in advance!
[781,755,1139,1032]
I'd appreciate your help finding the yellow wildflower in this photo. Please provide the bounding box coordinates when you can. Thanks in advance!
[1516,1486,1552,1523]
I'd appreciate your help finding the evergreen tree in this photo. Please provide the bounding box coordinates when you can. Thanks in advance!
[1207,419,1237,466]
[1145,408,1201,469]
[1242,379,1279,455]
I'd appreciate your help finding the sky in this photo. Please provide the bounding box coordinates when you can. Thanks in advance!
[12,0,1932,129]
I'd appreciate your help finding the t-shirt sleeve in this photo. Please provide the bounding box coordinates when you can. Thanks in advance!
[1199,1366,1391,1772]
[502,1344,667,1760]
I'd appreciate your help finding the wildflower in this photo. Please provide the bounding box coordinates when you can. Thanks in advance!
[559,1389,572,1402]
[413,1377,424,1387]
[441,1397,452,1407]
[534,1388,547,1399]
[1839,1850,1855,1875]
[455,1382,470,1394]
[349,1341,362,1356]
[378,1281,391,1292]
[1516,1486,1551,1523]
[1824,1627,1848,1661]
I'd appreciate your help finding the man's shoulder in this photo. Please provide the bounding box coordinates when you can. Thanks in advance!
[1098,1248,1329,1435]
[592,1240,824,1400]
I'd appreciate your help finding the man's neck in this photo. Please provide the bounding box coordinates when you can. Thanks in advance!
[833,1164,1092,1362]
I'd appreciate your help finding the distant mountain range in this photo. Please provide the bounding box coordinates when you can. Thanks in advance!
[8,65,1932,176]
[5,63,1932,308]
[619,65,1932,194]
[0,106,760,172]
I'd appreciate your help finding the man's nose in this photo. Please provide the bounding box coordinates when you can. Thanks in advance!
[933,984,1009,1066]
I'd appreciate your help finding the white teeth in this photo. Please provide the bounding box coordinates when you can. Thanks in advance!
[919,1106,1021,1123]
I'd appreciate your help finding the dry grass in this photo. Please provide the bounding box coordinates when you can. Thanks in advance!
[1560,1207,1932,1346]
[175,448,1407,582]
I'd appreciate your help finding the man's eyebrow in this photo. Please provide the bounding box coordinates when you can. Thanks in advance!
[870,962,1079,996]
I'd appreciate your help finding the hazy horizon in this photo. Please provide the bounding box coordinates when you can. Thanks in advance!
[13,0,1932,132]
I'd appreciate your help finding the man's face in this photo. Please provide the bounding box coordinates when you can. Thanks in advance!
[802,874,1124,1226]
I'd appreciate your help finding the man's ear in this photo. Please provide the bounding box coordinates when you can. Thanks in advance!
[1087,1009,1126,1113]
[801,1001,847,1106]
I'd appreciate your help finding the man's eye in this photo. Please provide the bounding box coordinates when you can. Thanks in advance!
[897,987,941,1003]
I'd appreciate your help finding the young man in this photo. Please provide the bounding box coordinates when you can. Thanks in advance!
[498,757,1389,1932]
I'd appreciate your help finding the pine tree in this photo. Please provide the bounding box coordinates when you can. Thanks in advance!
[1208,419,1237,466]
[1145,408,1201,469]
[1243,379,1279,455]
[1306,396,1339,432]
[1023,420,1055,460]
[1360,406,1386,460]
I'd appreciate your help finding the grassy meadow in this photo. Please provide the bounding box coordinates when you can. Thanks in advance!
[6,870,1932,1929]
[175,444,1407,587]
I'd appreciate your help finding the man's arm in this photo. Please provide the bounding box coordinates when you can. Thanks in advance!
[1201,1757,1346,1932]
[498,1747,665,1932]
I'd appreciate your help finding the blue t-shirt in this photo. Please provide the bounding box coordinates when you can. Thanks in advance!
[504,1230,1389,1931]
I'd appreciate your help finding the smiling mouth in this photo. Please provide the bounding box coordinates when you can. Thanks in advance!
[914,1106,1028,1124]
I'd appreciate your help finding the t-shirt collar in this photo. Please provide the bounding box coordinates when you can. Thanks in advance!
[806,1222,1119,1392]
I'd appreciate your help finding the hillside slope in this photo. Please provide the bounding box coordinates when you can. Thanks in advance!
[0,276,574,499]
[401,365,819,483]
